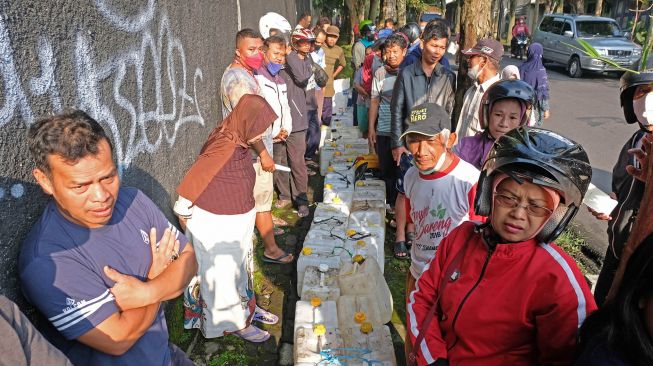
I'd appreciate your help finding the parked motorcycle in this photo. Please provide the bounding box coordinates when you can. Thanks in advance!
[516,33,529,60]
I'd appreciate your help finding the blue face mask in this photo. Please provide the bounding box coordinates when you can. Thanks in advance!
[266,62,283,76]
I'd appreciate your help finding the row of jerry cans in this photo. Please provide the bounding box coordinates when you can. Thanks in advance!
[294,259,396,365]
[319,138,369,176]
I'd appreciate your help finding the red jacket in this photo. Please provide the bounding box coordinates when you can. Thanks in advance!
[407,222,596,366]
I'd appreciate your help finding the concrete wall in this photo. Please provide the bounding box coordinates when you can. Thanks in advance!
[0,0,306,305]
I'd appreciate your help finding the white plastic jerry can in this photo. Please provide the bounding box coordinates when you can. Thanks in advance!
[294,325,342,365]
[294,299,338,335]
[338,257,393,324]
[336,295,387,329]
[340,325,397,366]
[300,264,341,301]
[297,247,343,294]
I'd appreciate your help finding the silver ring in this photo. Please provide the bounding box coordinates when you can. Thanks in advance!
[170,251,179,261]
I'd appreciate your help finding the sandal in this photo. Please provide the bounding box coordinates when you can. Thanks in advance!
[406,232,415,251]
[232,325,270,343]
[253,305,279,325]
[272,216,288,226]
[308,169,317,177]
[393,241,410,260]
[274,199,291,209]
[262,251,294,264]
[297,205,310,218]
[274,227,285,235]
[305,160,318,169]
[388,219,397,229]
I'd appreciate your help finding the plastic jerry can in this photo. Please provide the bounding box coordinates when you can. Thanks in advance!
[336,295,387,329]
[348,210,384,228]
[313,202,350,221]
[349,237,384,273]
[294,299,338,335]
[300,264,341,301]
[306,227,348,243]
[297,247,343,294]
[338,258,393,324]
[355,179,386,191]
[319,145,337,176]
[325,172,355,189]
[340,325,397,366]
[324,190,353,209]
[294,325,342,365]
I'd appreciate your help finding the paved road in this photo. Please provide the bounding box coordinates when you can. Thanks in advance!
[502,56,640,258]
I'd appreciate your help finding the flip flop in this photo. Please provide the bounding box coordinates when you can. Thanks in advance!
[393,241,410,260]
[272,216,288,226]
[254,305,279,325]
[232,325,270,343]
[274,199,291,209]
[262,251,294,264]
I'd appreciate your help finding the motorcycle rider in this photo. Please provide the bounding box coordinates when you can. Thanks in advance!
[511,16,530,58]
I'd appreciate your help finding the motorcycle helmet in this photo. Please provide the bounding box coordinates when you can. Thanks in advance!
[359,19,374,32]
[479,79,535,131]
[399,22,421,44]
[620,70,653,124]
[361,23,376,40]
[475,127,592,243]
[259,12,292,39]
[291,28,315,45]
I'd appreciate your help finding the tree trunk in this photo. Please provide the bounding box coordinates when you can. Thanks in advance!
[369,0,380,22]
[345,0,361,45]
[441,0,447,18]
[573,0,584,13]
[382,0,397,23]
[452,0,494,127]
[492,0,501,39]
[506,0,517,45]
[532,0,540,34]
[455,1,462,33]
[396,0,406,27]
[594,0,603,15]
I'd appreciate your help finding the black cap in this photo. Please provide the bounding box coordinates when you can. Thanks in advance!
[400,103,451,139]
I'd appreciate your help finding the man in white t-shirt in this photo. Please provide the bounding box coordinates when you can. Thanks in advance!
[401,103,486,281]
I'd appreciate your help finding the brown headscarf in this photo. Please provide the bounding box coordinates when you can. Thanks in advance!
[176,94,277,205]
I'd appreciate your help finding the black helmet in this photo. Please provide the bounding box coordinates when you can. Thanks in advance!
[399,22,421,44]
[475,127,592,243]
[361,24,376,37]
[479,80,535,130]
[620,70,653,124]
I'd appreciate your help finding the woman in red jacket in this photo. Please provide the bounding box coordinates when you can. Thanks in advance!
[407,127,597,366]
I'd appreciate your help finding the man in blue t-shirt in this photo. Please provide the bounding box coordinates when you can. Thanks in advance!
[19,110,198,365]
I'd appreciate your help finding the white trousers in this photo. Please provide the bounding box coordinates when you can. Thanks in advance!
[185,206,256,338]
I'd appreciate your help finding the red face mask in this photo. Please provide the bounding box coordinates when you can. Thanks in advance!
[243,52,264,70]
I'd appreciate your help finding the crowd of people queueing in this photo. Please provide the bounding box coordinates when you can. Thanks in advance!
[6,9,653,366]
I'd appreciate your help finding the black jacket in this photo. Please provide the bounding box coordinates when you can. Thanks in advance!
[390,62,456,148]
[281,51,313,132]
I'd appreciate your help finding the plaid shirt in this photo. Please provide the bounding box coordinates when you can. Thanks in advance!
[455,74,501,140]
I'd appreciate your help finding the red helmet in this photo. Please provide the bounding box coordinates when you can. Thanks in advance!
[291,28,315,44]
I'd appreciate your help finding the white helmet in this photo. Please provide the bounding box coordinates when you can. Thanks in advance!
[259,12,292,39]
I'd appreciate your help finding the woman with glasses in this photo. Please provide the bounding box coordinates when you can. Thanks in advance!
[406,127,597,366]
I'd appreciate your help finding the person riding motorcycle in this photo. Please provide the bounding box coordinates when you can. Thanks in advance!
[511,16,530,57]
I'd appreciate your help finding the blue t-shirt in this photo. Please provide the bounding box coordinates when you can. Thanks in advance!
[19,187,188,366]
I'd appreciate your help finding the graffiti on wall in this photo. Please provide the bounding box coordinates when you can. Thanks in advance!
[0,0,205,175]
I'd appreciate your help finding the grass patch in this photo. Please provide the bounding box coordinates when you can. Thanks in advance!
[165,296,193,349]
[208,336,249,366]
[556,226,591,274]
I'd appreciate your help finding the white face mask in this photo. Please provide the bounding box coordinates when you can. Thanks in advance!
[633,92,653,126]
[468,61,485,81]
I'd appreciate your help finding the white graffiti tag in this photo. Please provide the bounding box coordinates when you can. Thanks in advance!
[0,1,204,171]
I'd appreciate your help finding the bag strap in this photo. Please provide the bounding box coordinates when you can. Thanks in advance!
[408,225,476,365]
